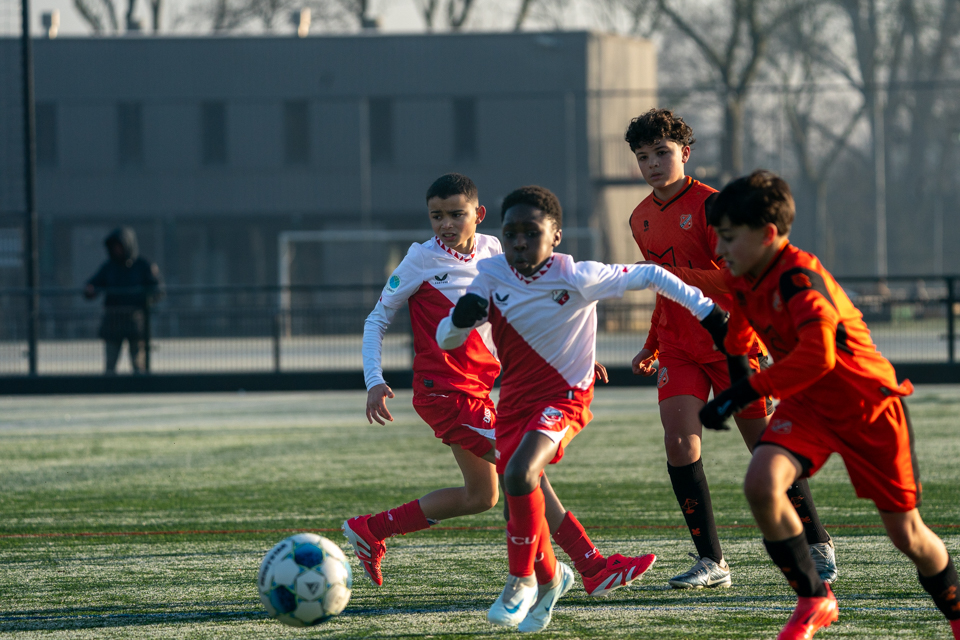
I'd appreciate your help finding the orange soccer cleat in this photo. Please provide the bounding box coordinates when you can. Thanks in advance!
[343,515,387,586]
[777,584,839,640]
[581,553,656,596]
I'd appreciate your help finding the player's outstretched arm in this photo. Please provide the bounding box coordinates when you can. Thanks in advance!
[366,383,395,425]
[624,263,716,321]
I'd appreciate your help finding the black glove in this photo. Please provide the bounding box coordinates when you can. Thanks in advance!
[699,378,760,431]
[699,304,729,355]
[726,354,752,385]
[452,293,488,328]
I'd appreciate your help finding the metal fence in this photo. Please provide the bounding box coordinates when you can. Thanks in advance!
[0,276,957,377]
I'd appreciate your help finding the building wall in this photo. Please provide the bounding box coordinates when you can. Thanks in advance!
[0,32,655,291]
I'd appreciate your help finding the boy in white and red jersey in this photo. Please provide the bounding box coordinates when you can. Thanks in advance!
[345,175,652,598]
[437,186,727,632]
[625,109,836,589]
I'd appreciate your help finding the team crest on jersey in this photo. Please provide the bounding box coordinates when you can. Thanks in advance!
[539,407,563,426]
[434,273,449,283]
[770,419,793,434]
[657,366,669,389]
[772,290,782,312]
[386,275,401,292]
[495,292,510,305]
[552,289,570,305]
[680,214,693,230]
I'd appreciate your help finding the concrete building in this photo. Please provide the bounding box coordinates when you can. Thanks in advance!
[0,32,656,292]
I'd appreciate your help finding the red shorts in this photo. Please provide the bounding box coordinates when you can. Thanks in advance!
[657,353,772,420]
[757,397,920,512]
[412,392,495,459]
[494,387,594,475]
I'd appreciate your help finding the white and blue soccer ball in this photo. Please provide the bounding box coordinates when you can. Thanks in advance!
[258,533,353,626]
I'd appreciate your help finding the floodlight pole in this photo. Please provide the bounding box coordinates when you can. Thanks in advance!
[21,0,40,375]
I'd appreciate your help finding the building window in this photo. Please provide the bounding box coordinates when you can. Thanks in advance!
[452,98,477,161]
[284,100,310,165]
[117,102,143,167]
[369,97,393,164]
[35,102,57,167]
[200,101,227,165]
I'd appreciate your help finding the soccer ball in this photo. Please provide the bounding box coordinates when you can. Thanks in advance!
[258,533,353,626]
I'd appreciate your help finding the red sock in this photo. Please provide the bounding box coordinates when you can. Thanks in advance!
[532,519,558,585]
[950,618,960,640]
[367,500,431,541]
[553,511,606,577]
[506,488,546,578]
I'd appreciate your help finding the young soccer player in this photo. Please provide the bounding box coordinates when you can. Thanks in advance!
[699,170,960,640]
[625,108,836,588]
[346,174,652,598]
[437,185,728,631]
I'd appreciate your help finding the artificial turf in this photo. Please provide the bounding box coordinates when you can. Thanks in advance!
[0,387,957,638]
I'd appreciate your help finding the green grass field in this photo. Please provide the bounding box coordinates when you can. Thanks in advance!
[1,386,958,639]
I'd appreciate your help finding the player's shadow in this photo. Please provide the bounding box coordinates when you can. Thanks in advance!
[0,605,267,632]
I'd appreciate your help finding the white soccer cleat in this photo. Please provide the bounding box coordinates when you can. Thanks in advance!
[518,562,575,633]
[487,574,539,627]
[810,538,838,584]
[668,553,731,589]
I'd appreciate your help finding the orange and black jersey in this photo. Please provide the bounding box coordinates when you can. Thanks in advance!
[630,176,762,362]
[723,242,912,421]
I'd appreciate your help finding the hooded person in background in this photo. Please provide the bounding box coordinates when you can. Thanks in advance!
[83,227,163,374]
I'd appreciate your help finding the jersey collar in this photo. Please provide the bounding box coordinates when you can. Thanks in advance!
[434,236,476,263]
[510,256,554,284]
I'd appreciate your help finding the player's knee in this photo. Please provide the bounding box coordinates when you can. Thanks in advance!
[464,484,499,513]
[743,471,776,508]
[503,465,538,496]
[663,436,698,466]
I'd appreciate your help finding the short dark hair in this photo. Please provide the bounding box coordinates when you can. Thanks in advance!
[426,173,478,202]
[707,170,795,235]
[500,185,563,228]
[624,108,696,152]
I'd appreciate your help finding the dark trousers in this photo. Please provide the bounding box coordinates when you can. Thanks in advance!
[104,338,146,374]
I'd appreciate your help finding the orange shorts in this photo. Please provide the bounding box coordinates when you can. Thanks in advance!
[412,392,495,459]
[657,353,772,420]
[494,387,594,475]
[757,397,920,512]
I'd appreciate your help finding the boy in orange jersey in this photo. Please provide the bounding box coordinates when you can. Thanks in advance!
[699,170,960,640]
[625,109,835,588]
[346,174,652,598]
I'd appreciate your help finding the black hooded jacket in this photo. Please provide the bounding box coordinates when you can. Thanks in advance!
[86,227,163,311]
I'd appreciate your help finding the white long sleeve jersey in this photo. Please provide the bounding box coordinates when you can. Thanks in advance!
[436,253,715,414]
[362,234,501,396]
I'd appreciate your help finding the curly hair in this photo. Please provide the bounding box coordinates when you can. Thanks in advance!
[500,185,562,228]
[707,170,795,235]
[426,173,478,203]
[624,108,696,152]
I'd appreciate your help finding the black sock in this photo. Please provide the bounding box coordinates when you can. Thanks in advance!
[787,479,831,545]
[764,533,828,598]
[918,556,960,620]
[668,458,723,564]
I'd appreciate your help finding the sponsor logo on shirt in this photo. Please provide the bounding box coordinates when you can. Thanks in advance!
[434,273,449,283]
[539,406,563,426]
[386,275,401,292]
[552,289,570,305]
[494,292,510,305]
[680,214,693,230]
[770,419,793,434]
[643,220,649,231]
[657,366,669,389]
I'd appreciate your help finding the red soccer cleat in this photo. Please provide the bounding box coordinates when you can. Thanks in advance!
[581,553,656,596]
[777,584,839,640]
[343,515,386,586]
[950,618,960,640]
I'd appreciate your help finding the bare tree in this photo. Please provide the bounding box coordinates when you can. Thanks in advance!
[653,0,808,181]
[415,0,476,30]
[74,0,119,32]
